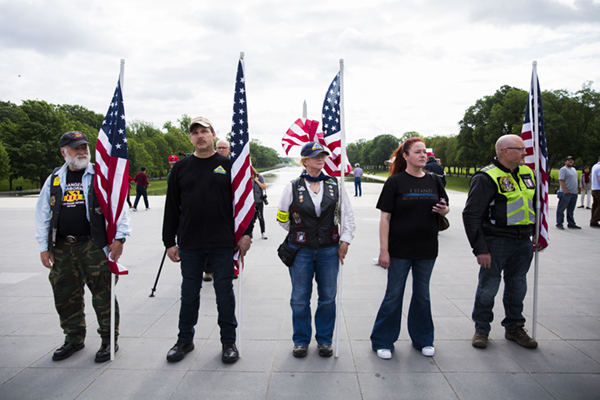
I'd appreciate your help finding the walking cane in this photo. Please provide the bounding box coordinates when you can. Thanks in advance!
[149,248,167,297]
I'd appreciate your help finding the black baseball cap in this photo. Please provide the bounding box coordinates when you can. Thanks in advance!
[301,142,330,158]
[59,131,89,147]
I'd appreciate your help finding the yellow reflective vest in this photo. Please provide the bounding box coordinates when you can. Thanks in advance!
[481,164,536,226]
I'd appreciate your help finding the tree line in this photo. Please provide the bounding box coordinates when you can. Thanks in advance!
[0,101,282,190]
[346,82,600,175]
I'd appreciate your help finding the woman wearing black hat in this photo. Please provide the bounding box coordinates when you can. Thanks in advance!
[277,141,355,358]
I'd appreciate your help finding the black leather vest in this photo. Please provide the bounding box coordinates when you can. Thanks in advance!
[47,167,108,251]
[288,176,339,249]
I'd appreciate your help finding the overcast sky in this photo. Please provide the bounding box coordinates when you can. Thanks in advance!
[1,0,599,156]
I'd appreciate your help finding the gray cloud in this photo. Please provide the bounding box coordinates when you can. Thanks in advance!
[468,0,600,27]
[0,1,117,56]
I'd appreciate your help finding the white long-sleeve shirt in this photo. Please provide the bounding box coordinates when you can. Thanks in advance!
[277,180,355,244]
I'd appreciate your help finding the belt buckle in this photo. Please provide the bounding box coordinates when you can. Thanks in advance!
[65,235,77,244]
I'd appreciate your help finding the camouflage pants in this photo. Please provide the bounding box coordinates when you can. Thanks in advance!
[49,239,119,344]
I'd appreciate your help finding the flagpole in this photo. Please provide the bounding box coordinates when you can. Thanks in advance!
[303,100,307,119]
[237,51,245,358]
[530,61,541,340]
[110,59,125,362]
[334,59,346,358]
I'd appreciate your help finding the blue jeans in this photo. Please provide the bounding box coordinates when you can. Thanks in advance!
[556,192,578,227]
[354,177,362,196]
[178,248,236,344]
[370,257,436,352]
[472,237,533,333]
[288,243,339,346]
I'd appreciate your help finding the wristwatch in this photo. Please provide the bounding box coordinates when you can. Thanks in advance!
[115,238,126,244]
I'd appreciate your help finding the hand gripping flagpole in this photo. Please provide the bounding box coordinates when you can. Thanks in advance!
[531,61,540,340]
[110,58,125,362]
[334,59,346,358]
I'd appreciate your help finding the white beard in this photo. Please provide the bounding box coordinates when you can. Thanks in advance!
[64,151,90,170]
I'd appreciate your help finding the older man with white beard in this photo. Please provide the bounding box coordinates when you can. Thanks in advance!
[35,131,131,363]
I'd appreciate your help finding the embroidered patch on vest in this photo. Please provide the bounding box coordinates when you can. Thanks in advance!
[296,230,307,243]
[325,178,337,186]
[332,228,339,242]
[520,174,535,189]
[497,176,515,192]
[53,176,60,186]
[213,165,226,174]
[50,195,56,208]
[292,210,301,226]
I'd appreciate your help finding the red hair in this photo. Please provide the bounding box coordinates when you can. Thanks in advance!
[388,137,425,177]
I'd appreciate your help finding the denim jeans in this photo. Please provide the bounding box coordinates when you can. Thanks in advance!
[370,257,436,352]
[133,186,149,209]
[178,248,236,344]
[556,192,578,227]
[354,177,362,196]
[288,243,339,346]
[472,236,533,333]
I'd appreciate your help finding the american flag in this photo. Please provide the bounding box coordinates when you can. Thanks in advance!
[94,79,129,275]
[281,118,321,155]
[230,58,254,258]
[521,72,549,251]
[321,72,352,176]
[281,73,352,176]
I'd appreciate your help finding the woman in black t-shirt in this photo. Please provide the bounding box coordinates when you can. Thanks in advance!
[370,137,449,360]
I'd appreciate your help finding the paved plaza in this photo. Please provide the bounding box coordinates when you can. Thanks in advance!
[1,167,599,399]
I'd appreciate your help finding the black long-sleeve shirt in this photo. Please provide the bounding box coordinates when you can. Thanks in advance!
[162,153,253,250]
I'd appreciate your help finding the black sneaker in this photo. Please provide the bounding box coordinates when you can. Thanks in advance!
[556,225,565,230]
[293,345,308,358]
[568,225,582,229]
[317,343,333,357]
[505,325,538,349]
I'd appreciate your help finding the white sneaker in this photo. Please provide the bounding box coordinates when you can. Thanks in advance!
[261,233,268,240]
[421,346,435,357]
[376,349,392,359]
[372,257,379,266]
[146,208,151,211]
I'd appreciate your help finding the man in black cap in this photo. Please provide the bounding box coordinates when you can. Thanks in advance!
[35,131,131,362]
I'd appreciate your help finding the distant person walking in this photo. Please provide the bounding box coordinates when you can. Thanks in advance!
[578,166,592,209]
[252,167,268,239]
[132,166,150,211]
[591,156,600,228]
[423,156,446,187]
[353,163,363,197]
[556,156,580,229]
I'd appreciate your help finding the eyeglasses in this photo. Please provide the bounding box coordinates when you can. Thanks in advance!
[505,147,527,152]
[217,147,229,150]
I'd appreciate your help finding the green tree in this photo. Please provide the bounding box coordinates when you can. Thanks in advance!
[456,85,527,173]
[360,134,400,168]
[58,104,104,130]
[347,139,366,166]
[0,141,10,181]
[0,100,70,187]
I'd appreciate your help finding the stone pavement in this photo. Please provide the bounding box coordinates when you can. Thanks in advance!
[1,167,599,400]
